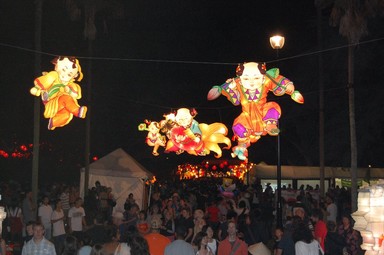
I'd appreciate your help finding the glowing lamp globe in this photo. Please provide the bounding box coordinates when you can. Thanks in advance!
[270,35,285,50]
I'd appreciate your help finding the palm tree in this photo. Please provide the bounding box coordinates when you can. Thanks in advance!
[62,0,125,195]
[316,0,383,211]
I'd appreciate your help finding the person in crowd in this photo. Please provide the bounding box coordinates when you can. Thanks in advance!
[217,221,248,255]
[51,199,66,254]
[115,232,150,255]
[59,186,71,221]
[292,220,321,255]
[22,190,37,230]
[123,204,139,228]
[124,193,137,211]
[136,210,150,236]
[293,206,314,234]
[61,235,78,255]
[337,214,362,255]
[218,210,237,241]
[192,209,206,244]
[38,195,53,240]
[90,244,105,255]
[22,222,56,255]
[23,221,35,245]
[144,217,170,255]
[325,195,337,224]
[0,234,7,255]
[311,208,327,251]
[177,207,195,243]
[86,213,109,245]
[194,231,214,255]
[273,225,295,255]
[202,225,219,255]
[164,225,195,255]
[5,199,23,243]
[238,213,260,246]
[68,197,86,243]
[160,209,175,241]
[205,199,220,232]
[78,234,92,255]
[101,225,120,255]
[324,221,345,255]
[147,204,162,224]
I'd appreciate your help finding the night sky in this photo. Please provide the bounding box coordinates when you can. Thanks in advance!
[1,0,383,182]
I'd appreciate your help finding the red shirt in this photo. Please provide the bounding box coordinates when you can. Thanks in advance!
[314,220,327,250]
[144,232,171,255]
[207,205,220,222]
[218,237,248,255]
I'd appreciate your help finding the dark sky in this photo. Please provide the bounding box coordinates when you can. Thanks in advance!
[1,0,384,182]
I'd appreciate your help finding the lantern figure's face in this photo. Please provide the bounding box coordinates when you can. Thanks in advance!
[55,57,79,84]
[240,62,264,91]
[175,108,193,128]
[148,122,160,134]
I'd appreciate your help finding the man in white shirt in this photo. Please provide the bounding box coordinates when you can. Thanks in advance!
[38,196,53,240]
[68,197,86,243]
[326,195,337,224]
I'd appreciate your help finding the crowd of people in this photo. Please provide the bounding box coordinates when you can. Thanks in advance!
[0,178,363,255]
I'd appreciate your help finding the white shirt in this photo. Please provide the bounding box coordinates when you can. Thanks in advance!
[327,203,337,223]
[51,209,66,236]
[68,206,85,231]
[295,240,321,255]
[38,204,53,227]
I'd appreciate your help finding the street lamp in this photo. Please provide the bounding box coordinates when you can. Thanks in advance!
[270,34,285,227]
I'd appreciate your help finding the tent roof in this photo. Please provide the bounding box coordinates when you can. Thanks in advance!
[251,163,384,179]
[81,148,153,179]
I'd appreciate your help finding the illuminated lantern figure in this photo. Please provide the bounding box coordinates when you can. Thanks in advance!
[138,120,166,156]
[208,62,304,161]
[163,108,231,158]
[30,56,87,130]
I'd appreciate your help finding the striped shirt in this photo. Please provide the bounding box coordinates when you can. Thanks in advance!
[22,237,56,255]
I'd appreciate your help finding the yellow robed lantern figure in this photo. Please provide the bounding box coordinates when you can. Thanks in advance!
[30,56,87,130]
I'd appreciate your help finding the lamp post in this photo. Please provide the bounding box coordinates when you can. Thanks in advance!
[270,34,285,227]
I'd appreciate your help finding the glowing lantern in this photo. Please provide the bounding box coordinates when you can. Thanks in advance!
[140,108,231,158]
[353,180,384,254]
[30,56,87,130]
[207,62,304,162]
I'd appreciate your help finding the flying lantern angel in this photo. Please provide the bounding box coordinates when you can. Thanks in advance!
[139,108,231,158]
[207,62,304,161]
[30,56,87,130]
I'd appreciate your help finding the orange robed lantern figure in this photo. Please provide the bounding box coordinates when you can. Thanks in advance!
[208,62,304,162]
[30,56,87,130]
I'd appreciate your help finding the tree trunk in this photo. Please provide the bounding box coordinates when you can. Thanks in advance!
[348,44,358,212]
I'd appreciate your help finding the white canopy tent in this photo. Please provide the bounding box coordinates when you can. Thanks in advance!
[80,148,153,212]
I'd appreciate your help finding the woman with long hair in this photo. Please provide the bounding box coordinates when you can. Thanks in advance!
[193,231,213,255]
[293,220,323,255]
[201,225,219,255]
[337,214,362,255]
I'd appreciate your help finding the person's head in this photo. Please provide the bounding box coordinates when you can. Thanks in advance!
[62,235,78,255]
[326,221,337,232]
[181,207,191,218]
[274,226,284,241]
[94,213,105,225]
[164,209,173,220]
[126,234,150,255]
[26,221,35,236]
[194,209,204,220]
[129,204,139,214]
[55,199,62,209]
[342,214,353,228]
[32,222,45,241]
[75,197,83,208]
[201,225,214,240]
[175,225,187,239]
[292,220,314,244]
[112,211,124,226]
[138,210,147,221]
[90,244,105,255]
[294,207,305,219]
[193,231,208,249]
[42,195,49,205]
[150,204,159,214]
[310,208,323,223]
[128,193,134,199]
[95,181,101,187]
[227,221,238,237]
[326,195,334,204]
